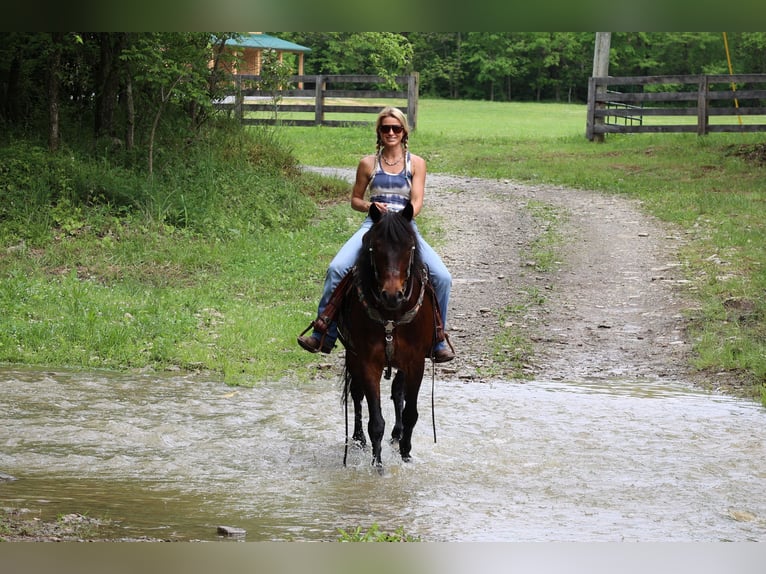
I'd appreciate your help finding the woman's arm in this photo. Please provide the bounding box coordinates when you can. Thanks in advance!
[408,153,426,217]
[351,155,375,213]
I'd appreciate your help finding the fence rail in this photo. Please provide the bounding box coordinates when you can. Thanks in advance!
[586,74,766,140]
[215,73,420,130]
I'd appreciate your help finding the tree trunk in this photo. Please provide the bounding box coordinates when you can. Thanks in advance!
[148,75,183,176]
[95,33,126,139]
[3,53,22,122]
[48,33,63,152]
[125,74,135,150]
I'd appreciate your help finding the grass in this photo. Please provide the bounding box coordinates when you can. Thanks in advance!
[279,98,766,401]
[336,523,419,542]
[0,122,354,385]
[2,99,765,401]
[0,209,354,385]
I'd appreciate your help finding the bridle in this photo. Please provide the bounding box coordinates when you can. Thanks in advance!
[367,243,417,307]
[353,241,428,379]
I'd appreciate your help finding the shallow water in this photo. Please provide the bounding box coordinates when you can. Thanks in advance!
[1,367,765,541]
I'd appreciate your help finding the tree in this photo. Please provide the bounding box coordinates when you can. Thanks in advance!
[408,32,465,99]
[47,33,64,152]
[732,32,766,73]
[280,32,413,86]
[121,33,221,175]
[257,49,295,120]
[94,33,128,140]
[462,33,525,101]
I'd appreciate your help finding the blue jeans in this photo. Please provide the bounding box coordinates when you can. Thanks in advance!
[313,217,451,349]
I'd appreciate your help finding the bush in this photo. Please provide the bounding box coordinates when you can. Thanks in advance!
[0,121,320,243]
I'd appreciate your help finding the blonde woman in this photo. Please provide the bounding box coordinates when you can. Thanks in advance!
[298,107,453,362]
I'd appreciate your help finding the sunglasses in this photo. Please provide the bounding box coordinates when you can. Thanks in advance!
[379,124,404,134]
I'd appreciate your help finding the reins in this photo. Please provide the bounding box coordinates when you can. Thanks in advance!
[353,263,428,380]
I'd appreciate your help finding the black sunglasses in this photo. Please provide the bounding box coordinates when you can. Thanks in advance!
[379,124,404,134]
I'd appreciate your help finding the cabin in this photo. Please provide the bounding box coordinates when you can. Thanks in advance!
[222,33,311,77]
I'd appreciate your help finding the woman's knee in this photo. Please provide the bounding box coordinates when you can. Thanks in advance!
[327,260,351,285]
[429,266,452,292]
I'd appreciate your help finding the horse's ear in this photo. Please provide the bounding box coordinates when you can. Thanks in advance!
[369,202,382,223]
[401,201,414,222]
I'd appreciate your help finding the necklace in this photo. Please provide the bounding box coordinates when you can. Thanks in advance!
[381,154,402,167]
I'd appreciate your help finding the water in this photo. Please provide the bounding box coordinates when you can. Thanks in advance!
[1,367,765,541]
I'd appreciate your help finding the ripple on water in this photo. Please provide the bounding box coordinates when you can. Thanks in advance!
[1,367,765,541]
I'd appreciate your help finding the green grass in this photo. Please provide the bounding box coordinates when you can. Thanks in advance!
[279,97,766,401]
[0,122,354,385]
[2,99,766,401]
[0,213,353,384]
[336,523,419,542]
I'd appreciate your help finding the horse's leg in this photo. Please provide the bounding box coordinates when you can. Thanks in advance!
[365,381,385,467]
[350,377,366,448]
[390,370,405,443]
[398,364,425,462]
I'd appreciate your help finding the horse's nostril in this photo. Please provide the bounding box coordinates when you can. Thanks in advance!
[380,289,404,309]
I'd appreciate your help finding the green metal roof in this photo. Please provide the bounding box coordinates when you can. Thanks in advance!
[226,33,311,53]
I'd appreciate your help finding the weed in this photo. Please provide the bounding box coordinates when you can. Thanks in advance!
[337,523,420,542]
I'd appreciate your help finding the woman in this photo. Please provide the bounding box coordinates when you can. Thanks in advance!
[298,106,454,363]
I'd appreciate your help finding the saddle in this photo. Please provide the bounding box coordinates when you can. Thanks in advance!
[300,267,447,349]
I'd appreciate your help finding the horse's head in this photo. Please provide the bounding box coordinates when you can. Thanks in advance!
[363,202,419,311]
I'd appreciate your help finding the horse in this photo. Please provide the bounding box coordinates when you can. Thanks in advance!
[337,201,438,467]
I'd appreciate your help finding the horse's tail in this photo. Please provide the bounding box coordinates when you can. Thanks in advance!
[340,365,351,467]
[339,365,352,402]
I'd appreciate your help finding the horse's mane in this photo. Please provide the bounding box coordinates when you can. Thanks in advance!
[356,210,423,290]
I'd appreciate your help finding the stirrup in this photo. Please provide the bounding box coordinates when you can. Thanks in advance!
[298,316,334,352]
[299,315,330,337]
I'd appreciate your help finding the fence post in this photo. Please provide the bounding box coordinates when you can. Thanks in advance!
[697,75,709,136]
[314,75,324,126]
[235,75,243,124]
[407,72,419,130]
[586,77,596,141]
[589,32,611,142]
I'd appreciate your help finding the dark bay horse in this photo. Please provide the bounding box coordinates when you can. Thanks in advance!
[337,202,438,467]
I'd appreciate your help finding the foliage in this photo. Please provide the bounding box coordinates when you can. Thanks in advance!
[0,120,346,383]
[280,32,413,87]
[337,523,419,542]
[256,49,295,120]
[0,32,240,172]
[281,32,766,103]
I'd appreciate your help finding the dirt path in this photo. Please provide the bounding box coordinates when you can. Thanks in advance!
[308,167,696,386]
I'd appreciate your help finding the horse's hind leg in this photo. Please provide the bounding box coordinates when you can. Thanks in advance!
[390,371,405,443]
[350,379,366,448]
[398,370,424,462]
[398,399,419,462]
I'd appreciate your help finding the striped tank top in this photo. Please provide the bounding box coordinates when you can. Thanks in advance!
[368,152,412,212]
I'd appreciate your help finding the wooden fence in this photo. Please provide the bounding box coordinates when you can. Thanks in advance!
[215,73,420,130]
[586,74,766,140]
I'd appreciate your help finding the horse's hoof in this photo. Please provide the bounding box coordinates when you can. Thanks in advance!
[401,454,412,463]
